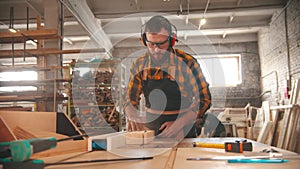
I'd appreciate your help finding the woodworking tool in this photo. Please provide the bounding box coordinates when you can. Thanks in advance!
[192,142,225,149]
[187,154,282,161]
[186,151,288,163]
[227,159,288,163]
[224,140,252,153]
[193,140,253,153]
[0,134,87,162]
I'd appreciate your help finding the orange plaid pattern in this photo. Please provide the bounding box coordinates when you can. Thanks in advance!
[125,49,211,117]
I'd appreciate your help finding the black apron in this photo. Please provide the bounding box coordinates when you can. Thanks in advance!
[142,68,198,138]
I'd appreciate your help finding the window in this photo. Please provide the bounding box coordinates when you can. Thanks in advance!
[0,71,37,92]
[197,54,241,87]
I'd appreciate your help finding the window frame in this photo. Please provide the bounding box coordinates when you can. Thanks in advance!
[196,54,242,87]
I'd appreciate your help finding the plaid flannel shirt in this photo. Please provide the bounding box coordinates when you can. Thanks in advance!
[125,48,211,118]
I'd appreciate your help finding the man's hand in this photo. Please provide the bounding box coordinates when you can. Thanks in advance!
[126,120,149,131]
[158,121,184,138]
[125,104,149,131]
[158,110,197,138]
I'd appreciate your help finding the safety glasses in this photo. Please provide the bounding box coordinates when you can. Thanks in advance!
[146,37,169,48]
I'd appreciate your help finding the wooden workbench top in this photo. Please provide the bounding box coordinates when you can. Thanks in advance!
[1,138,299,169]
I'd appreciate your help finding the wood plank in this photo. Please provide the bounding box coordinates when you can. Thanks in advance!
[12,126,86,159]
[31,139,87,158]
[287,105,300,151]
[283,106,296,149]
[0,95,68,102]
[289,79,300,105]
[256,121,272,144]
[277,108,291,148]
[262,101,271,122]
[0,48,106,58]
[253,108,264,140]
[0,29,60,43]
[0,106,32,111]
[0,116,17,142]
[13,126,37,139]
[37,138,300,169]
[245,105,254,139]
[265,109,279,145]
[0,65,69,72]
[0,111,57,133]
[277,79,300,149]
[0,79,70,87]
[13,125,71,140]
[164,146,178,169]
[282,79,300,149]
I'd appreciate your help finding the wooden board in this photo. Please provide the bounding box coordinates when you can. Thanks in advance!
[265,109,279,145]
[31,139,87,158]
[12,126,68,140]
[2,138,298,169]
[0,29,59,43]
[262,101,271,121]
[0,106,32,111]
[13,126,37,139]
[256,121,272,144]
[0,48,106,58]
[0,116,17,142]
[164,146,178,169]
[287,106,300,151]
[253,108,264,140]
[0,111,57,133]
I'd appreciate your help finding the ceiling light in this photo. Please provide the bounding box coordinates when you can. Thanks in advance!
[63,37,73,45]
[229,15,234,24]
[26,40,37,46]
[222,31,227,39]
[200,18,207,26]
[185,15,189,24]
[8,27,17,33]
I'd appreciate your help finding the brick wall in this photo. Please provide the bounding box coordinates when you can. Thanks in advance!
[258,0,300,153]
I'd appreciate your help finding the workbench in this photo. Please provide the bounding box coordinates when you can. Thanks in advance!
[1,138,299,169]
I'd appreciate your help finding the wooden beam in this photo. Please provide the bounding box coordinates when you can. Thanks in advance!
[0,29,60,43]
[0,79,70,87]
[0,95,68,102]
[0,65,69,72]
[0,48,106,58]
[0,106,32,111]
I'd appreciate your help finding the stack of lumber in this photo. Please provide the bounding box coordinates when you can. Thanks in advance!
[256,79,299,152]
[275,79,300,151]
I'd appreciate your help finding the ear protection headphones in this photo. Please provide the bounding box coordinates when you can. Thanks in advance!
[140,16,178,47]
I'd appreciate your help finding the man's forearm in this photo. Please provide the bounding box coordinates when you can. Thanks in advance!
[178,110,198,128]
